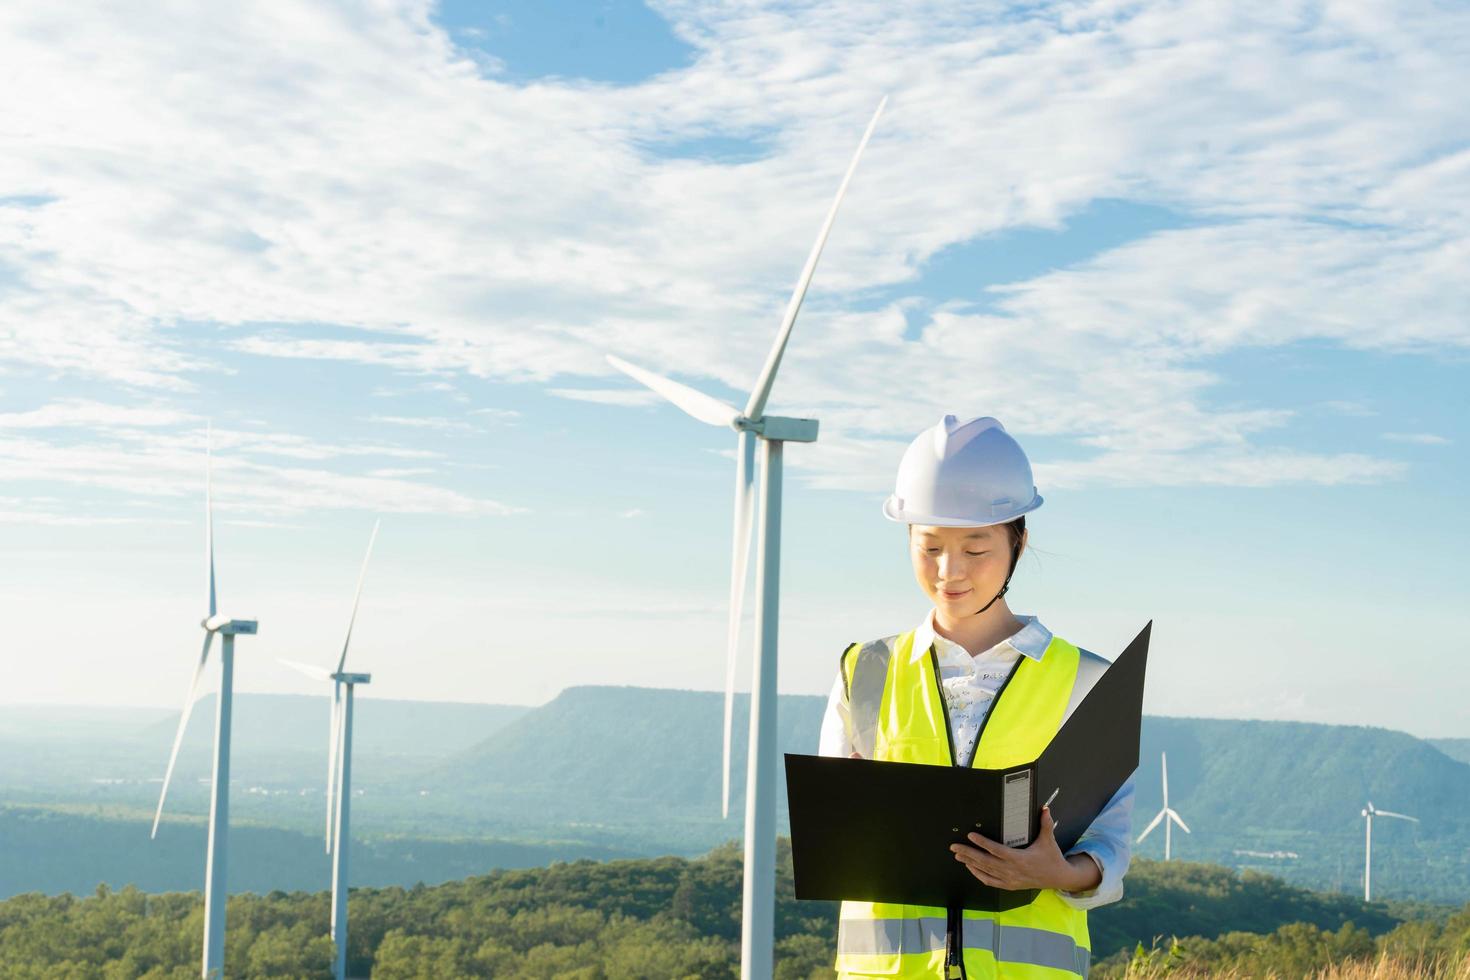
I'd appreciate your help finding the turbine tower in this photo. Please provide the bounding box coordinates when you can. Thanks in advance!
[607,98,885,980]
[281,519,380,980]
[151,428,258,980]
[1136,751,1191,860]
[1361,801,1418,902]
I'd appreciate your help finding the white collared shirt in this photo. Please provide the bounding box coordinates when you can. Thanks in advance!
[817,611,1136,910]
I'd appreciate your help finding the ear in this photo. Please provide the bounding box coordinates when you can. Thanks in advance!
[1015,527,1028,561]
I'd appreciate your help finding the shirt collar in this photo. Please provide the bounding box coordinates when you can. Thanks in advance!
[909,608,1053,663]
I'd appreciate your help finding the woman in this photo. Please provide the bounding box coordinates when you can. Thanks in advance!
[817,415,1135,979]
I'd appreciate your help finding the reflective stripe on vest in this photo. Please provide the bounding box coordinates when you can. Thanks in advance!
[834,628,1090,979]
[836,917,1090,976]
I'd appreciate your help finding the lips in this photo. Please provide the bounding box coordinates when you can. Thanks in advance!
[941,588,972,599]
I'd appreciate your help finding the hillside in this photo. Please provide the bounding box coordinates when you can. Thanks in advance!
[1433,738,1470,766]
[437,686,826,843]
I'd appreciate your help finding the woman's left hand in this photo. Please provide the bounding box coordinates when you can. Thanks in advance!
[949,807,1095,892]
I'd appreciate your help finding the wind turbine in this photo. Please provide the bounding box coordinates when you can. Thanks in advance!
[151,428,258,980]
[1136,751,1191,861]
[606,97,884,980]
[1360,801,1418,902]
[280,519,380,980]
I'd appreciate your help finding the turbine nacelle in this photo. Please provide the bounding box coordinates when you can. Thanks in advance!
[281,660,372,688]
[1362,801,1416,823]
[738,415,820,442]
[202,616,257,635]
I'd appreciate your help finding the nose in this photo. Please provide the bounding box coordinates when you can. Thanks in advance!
[936,550,964,579]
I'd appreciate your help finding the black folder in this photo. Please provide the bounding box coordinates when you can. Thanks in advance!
[784,621,1150,912]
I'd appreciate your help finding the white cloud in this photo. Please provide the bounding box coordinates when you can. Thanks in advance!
[1035,449,1406,490]
[367,466,436,478]
[3,0,1465,497]
[546,387,662,406]
[469,407,521,423]
[1382,432,1451,445]
[0,496,178,526]
[364,414,474,431]
[0,399,192,429]
[0,417,523,518]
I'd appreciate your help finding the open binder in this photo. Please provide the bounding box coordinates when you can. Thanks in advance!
[784,621,1150,911]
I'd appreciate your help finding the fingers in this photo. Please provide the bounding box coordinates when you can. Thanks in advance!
[963,831,1006,855]
[950,843,997,868]
[951,838,1026,890]
[1025,807,1065,855]
[951,844,1005,880]
[955,851,1009,888]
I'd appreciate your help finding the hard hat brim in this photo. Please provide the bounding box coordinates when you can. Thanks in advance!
[882,493,1043,528]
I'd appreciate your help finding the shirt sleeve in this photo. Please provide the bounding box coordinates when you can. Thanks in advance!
[817,672,855,758]
[1055,771,1135,910]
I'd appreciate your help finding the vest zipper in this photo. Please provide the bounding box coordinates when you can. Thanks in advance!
[928,645,959,767]
[928,644,966,978]
[928,643,1027,980]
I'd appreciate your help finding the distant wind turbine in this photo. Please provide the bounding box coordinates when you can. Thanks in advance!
[151,427,258,980]
[606,97,885,980]
[1361,801,1418,902]
[280,519,380,980]
[1136,751,1191,860]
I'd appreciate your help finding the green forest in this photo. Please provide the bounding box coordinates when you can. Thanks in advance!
[1,843,1465,979]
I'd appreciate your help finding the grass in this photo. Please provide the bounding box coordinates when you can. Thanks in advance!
[1120,950,1470,979]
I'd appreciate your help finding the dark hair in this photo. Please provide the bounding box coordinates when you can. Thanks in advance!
[904,516,1026,546]
[1003,515,1026,552]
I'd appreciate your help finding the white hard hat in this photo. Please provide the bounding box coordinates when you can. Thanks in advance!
[882,415,1043,527]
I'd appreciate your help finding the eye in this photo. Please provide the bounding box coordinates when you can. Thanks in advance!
[923,547,940,555]
[965,551,987,557]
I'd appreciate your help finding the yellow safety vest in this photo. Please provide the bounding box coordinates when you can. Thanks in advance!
[833,629,1091,979]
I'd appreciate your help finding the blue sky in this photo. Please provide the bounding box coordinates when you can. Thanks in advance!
[0,0,1466,738]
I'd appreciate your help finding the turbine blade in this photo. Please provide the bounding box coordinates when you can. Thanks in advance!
[206,424,217,619]
[1375,810,1419,823]
[722,430,756,819]
[331,688,349,849]
[152,631,214,838]
[1161,751,1169,807]
[1136,808,1166,843]
[1167,808,1192,834]
[743,96,886,421]
[279,658,333,682]
[326,682,340,853]
[606,354,741,428]
[336,519,380,674]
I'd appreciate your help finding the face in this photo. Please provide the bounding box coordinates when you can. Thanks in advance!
[909,524,1022,618]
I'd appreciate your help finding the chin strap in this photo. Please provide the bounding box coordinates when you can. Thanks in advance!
[966,540,1021,618]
